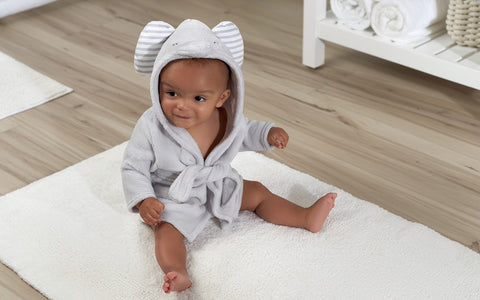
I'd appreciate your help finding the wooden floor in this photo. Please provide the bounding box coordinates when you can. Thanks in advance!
[0,0,479,298]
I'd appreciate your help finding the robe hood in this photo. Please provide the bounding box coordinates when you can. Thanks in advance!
[134,19,245,162]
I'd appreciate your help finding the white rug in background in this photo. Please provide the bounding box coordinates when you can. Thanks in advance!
[0,143,479,299]
[0,51,72,120]
[0,0,56,18]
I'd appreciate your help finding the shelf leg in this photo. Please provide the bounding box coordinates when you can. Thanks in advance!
[303,0,326,68]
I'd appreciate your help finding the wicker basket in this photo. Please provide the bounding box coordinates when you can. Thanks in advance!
[446,0,480,48]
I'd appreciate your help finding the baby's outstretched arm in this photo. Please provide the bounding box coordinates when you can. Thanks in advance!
[137,197,165,226]
[267,127,289,149]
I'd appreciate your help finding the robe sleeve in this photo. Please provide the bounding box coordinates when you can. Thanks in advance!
[239,117,275,152]
[121,115,157,212]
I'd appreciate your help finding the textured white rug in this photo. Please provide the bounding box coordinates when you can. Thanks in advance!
[0,142,479,299]
[0,51,72,120]
[0,0,56,18]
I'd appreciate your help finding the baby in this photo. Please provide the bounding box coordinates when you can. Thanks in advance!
[122,19,336,293]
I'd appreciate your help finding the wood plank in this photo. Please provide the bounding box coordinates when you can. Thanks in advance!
[0,263,46,300]
[437,45,478,62]
[415,33,456,54]
[459,51,480,70]
[407,31,446,49]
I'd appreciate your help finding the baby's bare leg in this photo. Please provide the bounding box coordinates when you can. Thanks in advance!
[154,222,192,293]
[241,180,336,232]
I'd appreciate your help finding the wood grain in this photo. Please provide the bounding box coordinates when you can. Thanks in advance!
[0,0,479,298]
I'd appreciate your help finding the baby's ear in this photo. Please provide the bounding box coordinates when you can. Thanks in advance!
[212,21,244,66]
[134,21,175,75]
[216,89,231,108]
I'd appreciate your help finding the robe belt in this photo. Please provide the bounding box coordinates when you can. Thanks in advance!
[168,163,232,202]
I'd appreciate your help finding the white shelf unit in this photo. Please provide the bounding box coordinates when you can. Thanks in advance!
[302,0,480,90]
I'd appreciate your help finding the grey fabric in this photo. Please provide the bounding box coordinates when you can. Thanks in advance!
[122,19,274,241]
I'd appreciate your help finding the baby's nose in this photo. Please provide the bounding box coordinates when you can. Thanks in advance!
[176,98,188,110]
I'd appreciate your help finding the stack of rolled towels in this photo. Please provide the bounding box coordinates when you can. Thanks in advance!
[331,0,450,43]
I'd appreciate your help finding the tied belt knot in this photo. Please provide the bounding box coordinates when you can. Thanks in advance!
[168,163,232,202]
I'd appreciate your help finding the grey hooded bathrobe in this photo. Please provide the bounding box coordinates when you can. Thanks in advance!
[122,19,274,241]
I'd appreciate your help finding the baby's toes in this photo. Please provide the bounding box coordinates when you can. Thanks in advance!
[163,282,170,293]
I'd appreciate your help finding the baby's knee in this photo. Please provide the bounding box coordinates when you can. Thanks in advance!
[244,180,269,206]
[154,222,184,240]
[249,180,265,191]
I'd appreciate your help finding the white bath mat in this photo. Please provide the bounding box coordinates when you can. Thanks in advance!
[0,142,479,299]
[0,51,72,120]
[0,0,57,18]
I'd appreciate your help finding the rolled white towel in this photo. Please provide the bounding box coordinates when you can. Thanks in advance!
[331,0,376,30]
[370,0,449,44]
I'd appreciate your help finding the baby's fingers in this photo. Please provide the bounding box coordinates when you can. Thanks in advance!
[273,136,286,149]
[156,201,165,214]
[280,131,289,146]
[150,209,162,224]
[140,209,159,226]
[147,214,160,226]
[140,213,154,226]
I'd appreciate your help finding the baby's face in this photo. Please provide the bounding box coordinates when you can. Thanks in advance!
[159,59,230,131]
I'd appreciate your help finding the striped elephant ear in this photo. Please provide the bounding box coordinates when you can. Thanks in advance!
[212,21,244,66]
[134,21,175,75]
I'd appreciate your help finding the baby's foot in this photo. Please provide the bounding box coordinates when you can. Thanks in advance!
[305,192,337,233]
[163,271,192,293]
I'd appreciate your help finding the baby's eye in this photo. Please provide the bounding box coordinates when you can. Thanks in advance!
[194,96,206,102]
[166,91,177,97]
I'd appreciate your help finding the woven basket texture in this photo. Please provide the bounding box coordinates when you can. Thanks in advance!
[446,0,480,47]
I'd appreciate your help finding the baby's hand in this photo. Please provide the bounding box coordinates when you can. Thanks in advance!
[137,197,165,227]
[267,127,289,149]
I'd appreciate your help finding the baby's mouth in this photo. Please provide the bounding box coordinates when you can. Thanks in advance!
[174,114,190,119]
